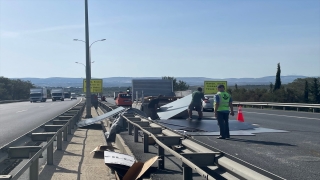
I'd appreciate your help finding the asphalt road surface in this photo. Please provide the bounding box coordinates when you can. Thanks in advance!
[0,98,81,147]
[197,108,320,180]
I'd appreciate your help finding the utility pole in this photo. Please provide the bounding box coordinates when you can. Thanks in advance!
[84,0,92,118]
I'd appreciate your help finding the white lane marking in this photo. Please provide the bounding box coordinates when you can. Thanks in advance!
[243,111,320,121]
[16,110,27,113]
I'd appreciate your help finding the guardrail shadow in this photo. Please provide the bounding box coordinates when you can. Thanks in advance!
[38,128,87,179]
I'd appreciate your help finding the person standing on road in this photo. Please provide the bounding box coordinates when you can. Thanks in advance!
[187,87,205,120]
[214,84,234,139]
[147,95,163,120]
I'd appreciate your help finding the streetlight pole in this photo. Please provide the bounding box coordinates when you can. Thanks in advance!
[75,61,94,75]
[84,0,92,118]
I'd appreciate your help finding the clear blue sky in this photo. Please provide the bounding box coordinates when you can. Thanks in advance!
[0,0,319,79]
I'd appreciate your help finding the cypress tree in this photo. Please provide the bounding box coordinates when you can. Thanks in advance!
[304,80,309,103]
[274,63,281,91]
[311,78,320,104]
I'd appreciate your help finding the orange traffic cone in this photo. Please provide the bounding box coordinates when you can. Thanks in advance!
[237,106,245,122]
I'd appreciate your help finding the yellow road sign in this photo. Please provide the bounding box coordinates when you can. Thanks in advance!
[83,79,103,93]
[204,81,227,94]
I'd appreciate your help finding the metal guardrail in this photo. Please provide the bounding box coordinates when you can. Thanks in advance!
[0,99,86,180]
[232,101,320,112]
[99,101,285,180]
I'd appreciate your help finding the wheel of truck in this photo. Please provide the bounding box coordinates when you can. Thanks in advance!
[30,101,32,103]
[44,98,47,102]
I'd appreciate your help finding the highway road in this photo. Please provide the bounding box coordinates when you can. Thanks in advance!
[198,108,320,180]
[0,98,82,148]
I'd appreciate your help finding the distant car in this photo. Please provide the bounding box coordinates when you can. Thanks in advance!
[71,93,77,100]
[202,94,215,112]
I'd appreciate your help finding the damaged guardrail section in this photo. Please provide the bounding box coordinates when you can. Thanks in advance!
[99,101,285,180]
[0,99,86,180]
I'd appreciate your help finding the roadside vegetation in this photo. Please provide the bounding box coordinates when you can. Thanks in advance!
[1,63,319,106]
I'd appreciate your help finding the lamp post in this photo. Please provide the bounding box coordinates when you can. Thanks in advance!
[75,61,94,74]
[74,0,105,118]
[73,38,104,119]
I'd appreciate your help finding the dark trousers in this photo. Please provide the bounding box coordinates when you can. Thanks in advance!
[148,108,159,120]
[217,112,230,138]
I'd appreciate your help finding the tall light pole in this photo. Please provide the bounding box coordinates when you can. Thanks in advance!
[75,61,94,74]
[73,39,106,64]
[84,0,92,118]
[74,38,104,119]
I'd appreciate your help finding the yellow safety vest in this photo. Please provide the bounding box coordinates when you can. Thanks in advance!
[215,92,230,111]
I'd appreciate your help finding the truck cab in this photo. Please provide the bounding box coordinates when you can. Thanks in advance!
[51,88,65,101]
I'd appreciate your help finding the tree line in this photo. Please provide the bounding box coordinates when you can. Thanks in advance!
[228,63,320,104]
[0,76,35,100]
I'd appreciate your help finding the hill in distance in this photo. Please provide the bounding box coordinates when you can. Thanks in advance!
[11,75,311,87]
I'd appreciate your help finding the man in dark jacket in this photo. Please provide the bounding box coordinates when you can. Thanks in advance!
[187,87,205,120]
[148,95,163,120]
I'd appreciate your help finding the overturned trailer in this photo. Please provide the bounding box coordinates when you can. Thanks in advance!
[131,79,189,119]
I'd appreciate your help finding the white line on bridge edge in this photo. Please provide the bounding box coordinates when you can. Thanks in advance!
[16,110,27,113]
[243,111,320,120]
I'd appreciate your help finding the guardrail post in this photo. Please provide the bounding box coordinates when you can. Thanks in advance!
[143,133,149,153]
[283,107,285,110]
[68,125,71,134]
[29,151,39,180]
[297,107,299,111]
[47,137,53,165]
[271,106,274,109]
[128,123,133,135]
[134,126,138,142]
[313,108,315,113]
[182,163,192,180]
[57,131,62,150]
[158,146,164,169]
[64,126,68,141]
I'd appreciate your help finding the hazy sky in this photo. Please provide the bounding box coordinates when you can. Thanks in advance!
[0,0,319,79]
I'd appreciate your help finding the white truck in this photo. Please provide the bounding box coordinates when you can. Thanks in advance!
[30,87,47,102]
[51,88,65,101]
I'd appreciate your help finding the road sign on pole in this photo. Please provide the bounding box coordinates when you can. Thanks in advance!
[204,81,227,94]
[83,79,103,93]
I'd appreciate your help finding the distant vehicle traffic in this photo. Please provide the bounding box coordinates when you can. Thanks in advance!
[30,87,47,102]
[202,94,215,112]
[64,91,71,99]
[51,88,65,101]
[70,93,77,100]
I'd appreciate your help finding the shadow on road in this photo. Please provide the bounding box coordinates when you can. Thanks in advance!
[227,138,296,146]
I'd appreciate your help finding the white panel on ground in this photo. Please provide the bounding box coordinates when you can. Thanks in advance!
[157,94,192,120]
[77,107,126,127]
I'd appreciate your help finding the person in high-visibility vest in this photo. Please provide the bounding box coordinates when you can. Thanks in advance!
[214,84,234,139]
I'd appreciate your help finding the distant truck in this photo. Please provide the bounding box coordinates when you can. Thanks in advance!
[64,90,71,99]
[70,93,77,100]
[30,87,47,103]
[51,88,65,101]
